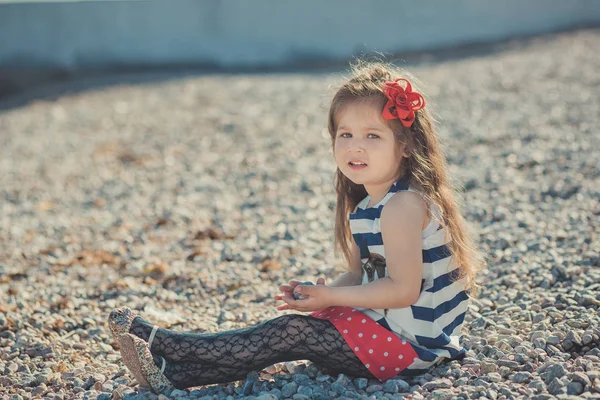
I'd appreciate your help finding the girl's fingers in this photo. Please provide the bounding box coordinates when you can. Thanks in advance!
[279,285,293,292]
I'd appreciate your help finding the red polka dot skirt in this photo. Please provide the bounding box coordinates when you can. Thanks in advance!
[310,306,419,381]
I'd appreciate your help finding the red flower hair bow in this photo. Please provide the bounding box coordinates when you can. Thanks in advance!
[381,78,426,128]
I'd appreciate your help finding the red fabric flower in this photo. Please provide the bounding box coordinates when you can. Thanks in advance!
[381,78,426,128]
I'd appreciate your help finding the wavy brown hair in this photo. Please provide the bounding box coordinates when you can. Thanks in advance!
[329,61,486,298]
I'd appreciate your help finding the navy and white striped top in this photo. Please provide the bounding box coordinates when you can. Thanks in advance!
[349,173,469,374]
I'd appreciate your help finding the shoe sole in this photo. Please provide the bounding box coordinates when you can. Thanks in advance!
[119,334,152,390]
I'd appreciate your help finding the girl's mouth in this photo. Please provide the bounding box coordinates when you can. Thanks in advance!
[348,161,367,170]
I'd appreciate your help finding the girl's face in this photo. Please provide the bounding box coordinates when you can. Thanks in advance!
[334,100,407,192]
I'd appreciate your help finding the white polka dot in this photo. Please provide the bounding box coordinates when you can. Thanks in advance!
[327,316,330,319]
[395,368,400,372]
[380,367,385,371]
[365,364,370,368]
[372,334,377,339]
[387,337,392,342]
[352,309,357,312]
[347,317,352,321]
[343,329,348,334]
[362,319,366,323]
[384,352,388,357]
[401,340,406,344]
[369,349,373,354]
[330,308,334,311]
[398,355,403,359]
[334,319,338,322]
[358,333,363,337]
[339,313,343,316]
[354,347,359,351]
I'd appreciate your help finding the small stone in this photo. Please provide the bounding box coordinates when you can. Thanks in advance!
[566,381,585,395]
[422,378,452,390]
[547,335,561,345]
[310,388,328,400]
[32,384,47,396]
[533,313,546,323]
[545,364,567,384]
[480,361,497,374]
[354,377,368,390]
[497,360,520,369]
[292,374,310,385]
[548,377,566,395]
[281,382,298,397]
[568,371,591,386]
[292,395,310,400]
[330,382,345,395]
[429,389,454,400]
[255,394,278,400]
[529,380,546,393]
[297,385,313,397]
[315,374,331,383]
[382,380,399,394]
[366,384,383,394]
[158,395,170,400]
[512,372,533,383]
[6,362,19,374]
[170,389,188,397]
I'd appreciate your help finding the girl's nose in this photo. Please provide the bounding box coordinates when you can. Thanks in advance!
[348,138,365,152]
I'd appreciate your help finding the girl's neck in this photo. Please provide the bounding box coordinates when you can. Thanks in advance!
[364,171,409,207]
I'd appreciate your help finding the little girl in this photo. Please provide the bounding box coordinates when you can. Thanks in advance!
[108,61,485,393]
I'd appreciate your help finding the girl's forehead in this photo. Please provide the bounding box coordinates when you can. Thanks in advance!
[336,99,389,128]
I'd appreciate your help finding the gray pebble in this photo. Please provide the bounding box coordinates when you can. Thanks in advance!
[292,395,310,400]
[281,382,298,397]
[354,378,368,390]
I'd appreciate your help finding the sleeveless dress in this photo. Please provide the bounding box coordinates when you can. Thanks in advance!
[310,173,469,381]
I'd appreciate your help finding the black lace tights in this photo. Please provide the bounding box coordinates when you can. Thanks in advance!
[129,314,374,388]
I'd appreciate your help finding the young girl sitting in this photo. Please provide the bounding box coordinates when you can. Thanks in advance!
[108,61,485,393]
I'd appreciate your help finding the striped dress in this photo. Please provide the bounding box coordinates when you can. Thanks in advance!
[348,173,469,375]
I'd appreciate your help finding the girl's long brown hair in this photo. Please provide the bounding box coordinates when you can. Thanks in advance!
[329,60,486,298]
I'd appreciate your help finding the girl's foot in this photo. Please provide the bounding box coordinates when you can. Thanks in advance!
[119,333,175,394]
[108,307,136,342]
[109,307,161,351]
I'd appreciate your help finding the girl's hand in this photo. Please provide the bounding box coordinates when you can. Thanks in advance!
[274,278,331,312]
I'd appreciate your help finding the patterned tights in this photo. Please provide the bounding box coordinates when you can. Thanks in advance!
[128,314,374,388]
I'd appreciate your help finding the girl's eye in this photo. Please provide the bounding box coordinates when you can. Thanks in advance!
[339,133,379,139]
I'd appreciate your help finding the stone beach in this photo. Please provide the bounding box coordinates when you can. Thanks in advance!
[1,29,600,399]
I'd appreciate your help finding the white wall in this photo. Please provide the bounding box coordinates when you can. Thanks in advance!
[1,0,599,69]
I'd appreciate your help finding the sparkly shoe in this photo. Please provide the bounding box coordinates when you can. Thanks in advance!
[119,333,175,394]
[108,307,136,343]
[109,307,161,350]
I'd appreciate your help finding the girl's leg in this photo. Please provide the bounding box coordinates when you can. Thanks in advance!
[130,314,374,386]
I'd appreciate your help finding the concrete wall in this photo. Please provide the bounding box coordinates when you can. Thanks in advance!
[1,0,600,70]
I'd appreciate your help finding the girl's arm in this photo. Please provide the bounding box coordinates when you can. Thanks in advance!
[290,192,427,311]
[328,192,426,309]
[328,241,363,287]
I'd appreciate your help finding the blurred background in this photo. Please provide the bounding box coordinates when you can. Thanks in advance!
[1,0,600,98]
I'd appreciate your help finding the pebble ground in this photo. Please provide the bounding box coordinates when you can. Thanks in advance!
[1,28,600,400]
